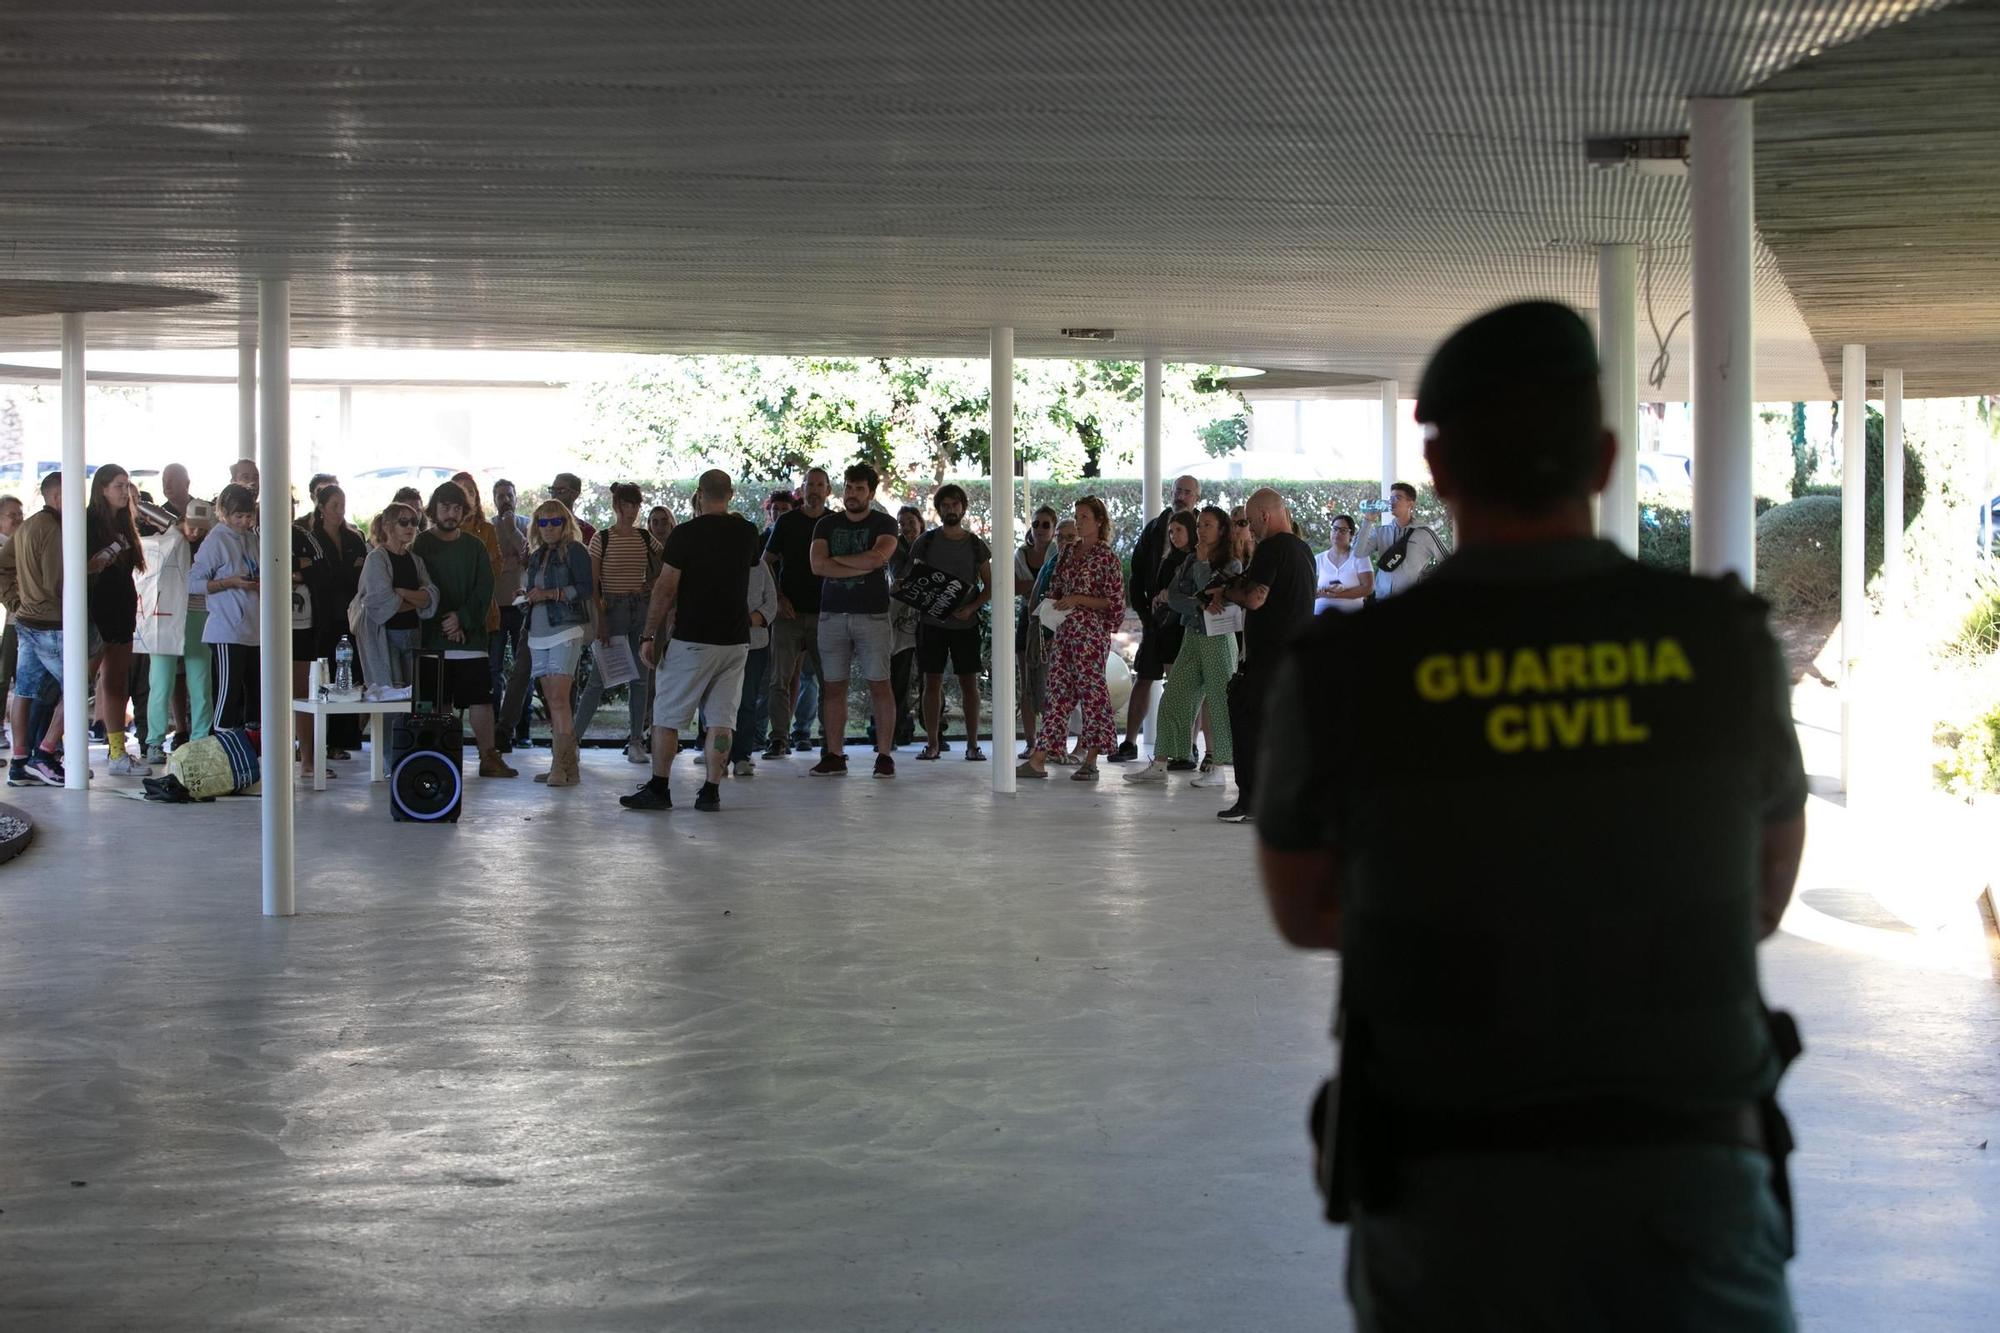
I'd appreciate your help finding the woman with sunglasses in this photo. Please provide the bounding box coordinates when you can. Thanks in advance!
[352,501,438,694]
[521,499,594,787]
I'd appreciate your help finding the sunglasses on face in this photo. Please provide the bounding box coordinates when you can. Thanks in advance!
[535,517,565,527]
[393,518,418,528]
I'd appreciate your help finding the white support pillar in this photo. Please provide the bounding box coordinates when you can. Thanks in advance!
[1379,380,1400,500]
[1688,98,1756,584]
[59,315,89,790]
[1597,243,1640,554]
[1142,356,1163,514]
[990,326,1016,795]
[1839,344,1866,792]
[238,327,257,461]
[336,384,353,475]
[1881,368,1904,605]
[259,280,295,917]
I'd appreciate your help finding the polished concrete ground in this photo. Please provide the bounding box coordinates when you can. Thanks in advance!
[1,724,1995,1330]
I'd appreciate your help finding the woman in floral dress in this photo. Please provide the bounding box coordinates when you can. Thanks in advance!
[1016,495,1124,782]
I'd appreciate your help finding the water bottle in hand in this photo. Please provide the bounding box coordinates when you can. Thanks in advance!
[334,635,356,694]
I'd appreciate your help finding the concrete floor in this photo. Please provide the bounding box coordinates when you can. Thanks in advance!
[0,729,1995,1330]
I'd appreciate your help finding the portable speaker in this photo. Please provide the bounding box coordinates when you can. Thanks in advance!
[390,651,464,823]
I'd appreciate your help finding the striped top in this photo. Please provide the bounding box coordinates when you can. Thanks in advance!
[594,524,657,595]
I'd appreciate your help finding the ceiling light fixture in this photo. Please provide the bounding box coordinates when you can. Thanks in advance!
[1059,328,1116,342]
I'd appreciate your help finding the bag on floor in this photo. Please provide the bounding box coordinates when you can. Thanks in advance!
[164,726,264,800]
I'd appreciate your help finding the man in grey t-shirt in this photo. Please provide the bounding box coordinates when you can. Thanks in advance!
[907,484,993,762]
[1358,481,1447,599]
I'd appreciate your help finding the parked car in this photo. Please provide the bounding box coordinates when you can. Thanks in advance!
[1636,451,1693,494]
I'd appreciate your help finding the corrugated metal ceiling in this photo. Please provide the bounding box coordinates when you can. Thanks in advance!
[0,1,1972,398]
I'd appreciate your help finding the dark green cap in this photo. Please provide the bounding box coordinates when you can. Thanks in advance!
[1414,300,1599,424]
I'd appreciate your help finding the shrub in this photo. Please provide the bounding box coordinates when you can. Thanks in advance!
[1934,699,2000,798]
[1754,495,1843,615]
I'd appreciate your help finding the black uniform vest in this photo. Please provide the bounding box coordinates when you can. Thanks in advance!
[1306,555,1783,1115]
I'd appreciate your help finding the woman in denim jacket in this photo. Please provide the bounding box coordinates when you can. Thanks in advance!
[521,499,595,787]
[1125,505,1241,792]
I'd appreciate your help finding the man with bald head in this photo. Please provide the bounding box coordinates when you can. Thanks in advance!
[1118,473,1204,761]
[159,464,193,519]
[1208,486,1314,821]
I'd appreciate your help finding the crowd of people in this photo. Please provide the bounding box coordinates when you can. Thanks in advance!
[0,452,1449,815]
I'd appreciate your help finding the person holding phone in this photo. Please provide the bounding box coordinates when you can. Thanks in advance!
[187,484,262,730]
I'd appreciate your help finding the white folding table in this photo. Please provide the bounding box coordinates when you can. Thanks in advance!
[289,695,414,791]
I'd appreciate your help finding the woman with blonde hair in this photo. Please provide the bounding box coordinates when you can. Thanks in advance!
[520,499,594,786]
[1016,495,1124,782]
[350,501,438,694]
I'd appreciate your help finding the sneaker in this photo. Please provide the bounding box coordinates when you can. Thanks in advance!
[732,759,755,779]
[372,684,413,702]
[1191,765,1229,789]
[809,754,848,777]
[1198,755,1215,774]
[1217,801,1253,823]
[694,781,721,812]
[762,742,790,761]
[143,744,168,767]
[1123,760,1168,784]
[1109,741,1139,763]
[107,753,151,777]
[25,753,63,786]
[1166,758,1197,773]
[89,720,106,743]
[873,753,895,779]
[624,738,648,765]
[7,761,29,787]
[619,780,673,811]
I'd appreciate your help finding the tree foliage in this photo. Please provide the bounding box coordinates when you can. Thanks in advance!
[571,355,1245,498]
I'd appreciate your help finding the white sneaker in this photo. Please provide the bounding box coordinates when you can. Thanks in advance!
[107,753,151,777]
[624,738,649,765]
[1123,760,1169,784]
[732,759,755,778]
[143,744,168,767]
[1191,764,1230,789]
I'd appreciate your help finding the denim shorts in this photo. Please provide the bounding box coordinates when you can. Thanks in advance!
[530,635,585,680]
[817,611,892,683]
[12,623,64,702]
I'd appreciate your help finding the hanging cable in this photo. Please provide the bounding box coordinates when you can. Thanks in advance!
[1644,242,1691,392]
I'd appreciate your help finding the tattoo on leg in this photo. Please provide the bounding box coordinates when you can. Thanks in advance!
[711,731,730,754]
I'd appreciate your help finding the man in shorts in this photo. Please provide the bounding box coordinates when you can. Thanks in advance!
[909,484,993,762]
[808,463,901,778]
[622,470,762,813]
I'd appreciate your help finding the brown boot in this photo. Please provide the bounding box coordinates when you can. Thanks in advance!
[479,748,519,778]
[545,736,578,787]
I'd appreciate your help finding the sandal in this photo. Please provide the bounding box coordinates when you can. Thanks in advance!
[1070,764,1099,782]
[917,747,942,761]
[326,748,352,761]
[1015,760,1048,780]
[964,744,986,761]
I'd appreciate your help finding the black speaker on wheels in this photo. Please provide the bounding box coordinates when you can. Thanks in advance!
[390,652,464,823]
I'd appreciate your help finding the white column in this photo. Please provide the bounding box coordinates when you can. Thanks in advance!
[990,327,1016,795]
[259,280,295,917]
[1881,368,1904,604]
[1838,344,1866,792]
[238,328,257,461]
[59,315,89,790]
[336,384,353,475]
[1597,243,1640,554]
[1688,98,1756,584]
[1379,380,1400,500]
[1142,356,1163,514]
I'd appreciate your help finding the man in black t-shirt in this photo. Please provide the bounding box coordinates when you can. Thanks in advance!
[807,463,902,778]
[1211,486,1315,822]
[762,468,830,758]
[621,469,762,813]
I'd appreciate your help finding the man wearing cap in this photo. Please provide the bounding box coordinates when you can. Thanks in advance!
[1253,301,1808,1328]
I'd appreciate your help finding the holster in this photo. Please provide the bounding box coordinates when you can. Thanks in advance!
[1761,1008,1804,1258]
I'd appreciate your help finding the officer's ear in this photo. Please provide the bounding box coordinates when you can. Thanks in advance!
[1586,427,1617,497]
[1421,432,1460,505]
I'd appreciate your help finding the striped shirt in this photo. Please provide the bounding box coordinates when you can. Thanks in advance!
[594,524,657,595]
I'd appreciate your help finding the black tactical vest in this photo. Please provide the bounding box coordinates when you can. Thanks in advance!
[1306,554,1783,1115]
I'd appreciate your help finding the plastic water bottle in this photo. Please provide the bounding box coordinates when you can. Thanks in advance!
[334,635,356,694]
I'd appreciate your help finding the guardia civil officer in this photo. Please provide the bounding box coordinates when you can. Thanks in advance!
[1254,301,1809,1330]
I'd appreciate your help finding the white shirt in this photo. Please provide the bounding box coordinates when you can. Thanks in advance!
[1314,547,1368,615]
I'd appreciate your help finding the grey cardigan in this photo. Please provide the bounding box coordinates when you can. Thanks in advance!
[348,545,440,686]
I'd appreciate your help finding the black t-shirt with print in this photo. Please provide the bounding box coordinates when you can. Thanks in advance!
[814,508,900,615]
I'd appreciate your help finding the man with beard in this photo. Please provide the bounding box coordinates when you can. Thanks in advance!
[414,483,517,778]
[764,467,833,758]
[807,463,901,778]
[908,483,992,762]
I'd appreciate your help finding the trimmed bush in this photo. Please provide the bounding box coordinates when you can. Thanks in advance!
[1754,496,1843,614]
